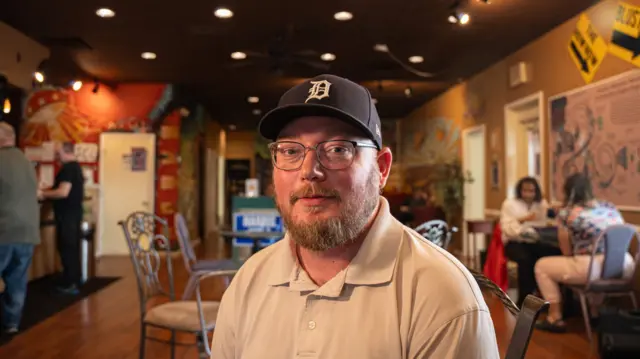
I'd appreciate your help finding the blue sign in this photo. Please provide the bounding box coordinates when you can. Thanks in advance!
[233,211,284,247]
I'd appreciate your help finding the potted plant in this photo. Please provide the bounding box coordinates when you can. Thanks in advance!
[430,159,474,223]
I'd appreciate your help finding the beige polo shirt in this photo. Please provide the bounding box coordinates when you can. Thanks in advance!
[211,198,500,359]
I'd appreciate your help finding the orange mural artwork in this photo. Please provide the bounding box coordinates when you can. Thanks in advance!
[22,88,102,147]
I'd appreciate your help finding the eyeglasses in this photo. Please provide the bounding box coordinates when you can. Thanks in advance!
[268,140,378,171]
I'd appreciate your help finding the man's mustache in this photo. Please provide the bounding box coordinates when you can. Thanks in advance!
[290,186,341,205]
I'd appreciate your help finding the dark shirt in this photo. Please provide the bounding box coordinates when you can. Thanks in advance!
[0,147,40,245]
[53,161,85,217]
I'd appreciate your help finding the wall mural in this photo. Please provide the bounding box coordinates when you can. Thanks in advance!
[549,69,640,210]
[20,84,184,243]
[22,85,171,148]
[178,105,205,238]
[400,116,461,167]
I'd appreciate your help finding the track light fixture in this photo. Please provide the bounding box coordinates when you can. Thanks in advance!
[448,0,470,25]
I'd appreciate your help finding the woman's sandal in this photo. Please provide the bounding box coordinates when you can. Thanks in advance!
[535,318,567,333]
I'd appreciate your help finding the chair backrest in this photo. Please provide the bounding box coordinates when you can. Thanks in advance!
[587,224,640,288]
[414,220,455,249]
[504,295,550,359]
[468,269,548,359]
[174,213,197,272]
[118,211,176,316]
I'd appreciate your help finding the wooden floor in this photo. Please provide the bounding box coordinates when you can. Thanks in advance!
[0,244,596,359]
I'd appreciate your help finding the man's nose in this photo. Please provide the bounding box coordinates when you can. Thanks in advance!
[299,149,325,181]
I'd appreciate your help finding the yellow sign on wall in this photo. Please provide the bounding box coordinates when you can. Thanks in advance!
[609,1,640,67]
[568,13,608,84]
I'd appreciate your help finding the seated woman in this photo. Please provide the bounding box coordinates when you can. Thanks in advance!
[535,173,634,333]
[501,176,560,307]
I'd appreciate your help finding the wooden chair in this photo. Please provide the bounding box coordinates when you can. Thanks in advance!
[466,219,495,269]
[119,212,221,359]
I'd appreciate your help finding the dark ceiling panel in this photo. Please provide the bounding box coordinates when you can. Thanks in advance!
[0,0,595,130]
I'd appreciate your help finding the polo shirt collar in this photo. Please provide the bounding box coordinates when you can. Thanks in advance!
[267,197,403,288]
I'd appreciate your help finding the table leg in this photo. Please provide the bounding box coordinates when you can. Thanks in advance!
[252,239,260,254]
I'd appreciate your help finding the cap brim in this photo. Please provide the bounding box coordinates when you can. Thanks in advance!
[257,103,379,148]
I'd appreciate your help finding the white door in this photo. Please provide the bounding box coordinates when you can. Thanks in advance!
[462,125,486,258]
[98,132,156,256]
[504,92,544,198]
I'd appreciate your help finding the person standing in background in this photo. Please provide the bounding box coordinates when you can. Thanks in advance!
[0,122,40,340]
[39,142,85,294]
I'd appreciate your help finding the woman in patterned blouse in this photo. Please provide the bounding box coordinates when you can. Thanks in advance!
[533,173,633,333]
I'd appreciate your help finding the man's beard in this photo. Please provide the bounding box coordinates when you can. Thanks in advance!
[275,169,381,251]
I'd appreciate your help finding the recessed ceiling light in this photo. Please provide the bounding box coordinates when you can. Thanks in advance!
[72,80,83,92]
[252,109,262,116]
[448,15,458,24]
[214,7,233,19]
[33,71,44,83]
[247,96,259,103]
[229,124,237,130]
[408,56,424,64]
[334,11,353,21]
[141,52,157,60]
[96,8,115,18]
[459,13,470,25]
[320,53,336,61]
[231,51,247,60]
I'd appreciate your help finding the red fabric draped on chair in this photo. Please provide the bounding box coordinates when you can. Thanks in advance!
[483,223,509,292]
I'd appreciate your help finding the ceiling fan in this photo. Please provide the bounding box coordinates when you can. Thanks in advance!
[227,24,331,75]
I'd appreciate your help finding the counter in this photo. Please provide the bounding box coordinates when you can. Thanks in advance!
[29,201,61,281]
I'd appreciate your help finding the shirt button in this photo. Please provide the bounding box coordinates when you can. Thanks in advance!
[308,321,316,330]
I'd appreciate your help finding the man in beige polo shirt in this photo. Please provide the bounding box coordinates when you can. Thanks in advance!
[211,74,499,358]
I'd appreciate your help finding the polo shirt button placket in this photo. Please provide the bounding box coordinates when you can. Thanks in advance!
[296,296,319,358]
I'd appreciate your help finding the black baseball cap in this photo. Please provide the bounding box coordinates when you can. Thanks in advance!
[258,74,382,149]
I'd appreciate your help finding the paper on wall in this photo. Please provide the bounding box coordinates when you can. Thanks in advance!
[82,167,95,185]
[39,164,55,188]
[41,142,55,161]
[75,143,98,162]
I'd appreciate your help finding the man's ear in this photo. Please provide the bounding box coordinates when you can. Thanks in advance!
[376,147,393,189]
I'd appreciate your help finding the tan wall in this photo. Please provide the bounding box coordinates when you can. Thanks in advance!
[400,0,640,294]
[225,131,256,177]
[401,0,640,223]
[204,120,224,242]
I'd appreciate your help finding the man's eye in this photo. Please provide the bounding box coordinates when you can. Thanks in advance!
[326,146,348,154]
[279,148,300,156]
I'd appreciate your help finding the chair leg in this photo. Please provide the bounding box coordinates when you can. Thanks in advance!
[630,292,638,309]
[578,293,593,342]
[139,323,147,359]
[170,330,176,359]
[182,275,197,300]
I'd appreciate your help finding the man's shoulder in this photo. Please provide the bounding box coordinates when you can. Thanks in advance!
[0,147,29,164]
[397,225,488,311]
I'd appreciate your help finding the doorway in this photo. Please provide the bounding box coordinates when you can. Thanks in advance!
[98,132,156,256]
[504,91,545,198]
[224,159,251,225]
[462,124,486,259]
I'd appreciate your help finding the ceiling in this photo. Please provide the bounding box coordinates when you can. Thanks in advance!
[1,0,595,131]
